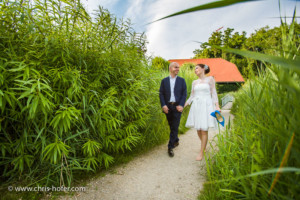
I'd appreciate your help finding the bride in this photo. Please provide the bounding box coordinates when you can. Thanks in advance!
[184,64,221,161]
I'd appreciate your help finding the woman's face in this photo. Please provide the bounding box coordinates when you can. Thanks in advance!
[195,65,203,75]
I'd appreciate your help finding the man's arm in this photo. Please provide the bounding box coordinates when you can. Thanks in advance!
[159,79,166,107]
[179,78,187,107]
[159,79,169,114]
[176,78,187,113]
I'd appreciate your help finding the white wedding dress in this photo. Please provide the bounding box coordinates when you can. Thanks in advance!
[185,76,218,131]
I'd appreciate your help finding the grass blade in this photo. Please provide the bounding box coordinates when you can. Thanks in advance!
[150,0,257,23]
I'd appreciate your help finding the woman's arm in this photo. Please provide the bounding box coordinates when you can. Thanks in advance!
[209,77,220,111]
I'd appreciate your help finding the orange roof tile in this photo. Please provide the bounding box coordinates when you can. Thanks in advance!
[168,58,245,83]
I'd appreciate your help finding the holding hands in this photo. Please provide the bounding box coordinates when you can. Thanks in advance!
[176,105,183,112]
[215,103,221,112]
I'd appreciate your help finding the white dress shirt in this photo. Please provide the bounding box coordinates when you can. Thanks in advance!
[169,75,177,102]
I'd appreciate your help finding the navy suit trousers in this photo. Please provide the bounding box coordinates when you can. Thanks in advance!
[165,104,182,149]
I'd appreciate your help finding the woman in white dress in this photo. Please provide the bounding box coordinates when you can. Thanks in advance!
[184,64,221,161]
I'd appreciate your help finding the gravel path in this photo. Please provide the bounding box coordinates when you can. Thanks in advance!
[59,110,232,200]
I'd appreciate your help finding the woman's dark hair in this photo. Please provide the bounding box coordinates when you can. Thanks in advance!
[197,64,210,74]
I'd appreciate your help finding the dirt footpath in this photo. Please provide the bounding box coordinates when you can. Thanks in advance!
[60,110,232,200]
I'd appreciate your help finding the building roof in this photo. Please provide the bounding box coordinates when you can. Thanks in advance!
[168,58,245,83]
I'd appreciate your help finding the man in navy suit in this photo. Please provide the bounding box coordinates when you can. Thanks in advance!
[159,62,187,157]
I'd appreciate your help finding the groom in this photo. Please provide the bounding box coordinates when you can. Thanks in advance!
[159,62,187,157]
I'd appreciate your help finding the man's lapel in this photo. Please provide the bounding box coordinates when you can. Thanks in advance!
[174,76,179,91]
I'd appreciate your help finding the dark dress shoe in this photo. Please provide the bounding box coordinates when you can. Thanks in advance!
[168,149,174,157]
[174,142,179,148]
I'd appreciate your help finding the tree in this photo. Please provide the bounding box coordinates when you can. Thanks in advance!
[192,24,300,79]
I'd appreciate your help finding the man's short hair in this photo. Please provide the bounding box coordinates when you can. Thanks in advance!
[169,62,179,70]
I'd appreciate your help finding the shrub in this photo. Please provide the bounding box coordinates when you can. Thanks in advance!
[0,0,165,190]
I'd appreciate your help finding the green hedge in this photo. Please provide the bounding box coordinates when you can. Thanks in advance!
[0,0,169,190]
[217,82,242,94]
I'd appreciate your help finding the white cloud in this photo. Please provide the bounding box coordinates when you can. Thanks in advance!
[82,0,120,15]
[82,0,298,60]
[125,0,144,19]
[144,0,298,60]
[144,0,206,59]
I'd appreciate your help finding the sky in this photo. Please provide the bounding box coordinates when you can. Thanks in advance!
[81,0,299,60]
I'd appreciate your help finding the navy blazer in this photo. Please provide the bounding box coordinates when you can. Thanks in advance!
[159,76,187,107]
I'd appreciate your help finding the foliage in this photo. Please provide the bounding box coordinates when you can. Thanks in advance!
[216,83,241,94]
[180,62,196,71]
[200,20,300,199]
[151,56,170,71]
[193,24,300,79]
[0,0,169,193]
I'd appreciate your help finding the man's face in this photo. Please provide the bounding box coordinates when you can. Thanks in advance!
[170,64,180,75]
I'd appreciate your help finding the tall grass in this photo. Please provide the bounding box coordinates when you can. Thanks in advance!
[0,0,173,197]
[199,20,300,199]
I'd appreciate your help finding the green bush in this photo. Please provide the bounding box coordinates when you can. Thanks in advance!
[217,83,242,94]
[0,0,167,191]
[180,62,196,71]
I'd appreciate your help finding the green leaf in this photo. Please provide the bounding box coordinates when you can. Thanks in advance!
[218,47,300,73]
[219,189,245,196]
[151,0,256,23]
[65,129,88,141]
[246,167,300,177]
[34,127,45,143]
[18,90,32,100]
[8,62,26,72]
